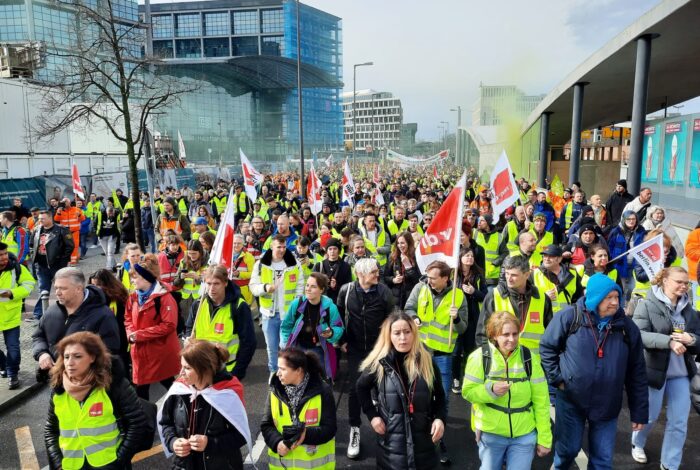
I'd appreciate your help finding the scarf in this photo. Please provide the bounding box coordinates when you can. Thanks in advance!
[284,372,310,424]
[62,370,95,402]
[137,282,156,306]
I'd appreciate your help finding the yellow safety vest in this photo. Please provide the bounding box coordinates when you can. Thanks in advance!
[362,229,388,267]
[476,231,501,280]
[109,300,117,316]
[258,263,300,315]
[86,201,102,220]
[563,203,574,229]
[192,228,216,241]
[121,267,134,293]
[417,285,465,353]
[1,226,20,257]
[493,288,546,354]
[529,229,554,267]
[53,388,120,470]
[268,393,335,470]
[177,198,188,215]
[504,221,520,253]
[180,262,206,300]
[632,257,682,298]
[211,196,228,215]
[387,218,409,238]
[193,298,245,372]
[0,264,35,330]
[532,268,577,313]
[581,269,618,288]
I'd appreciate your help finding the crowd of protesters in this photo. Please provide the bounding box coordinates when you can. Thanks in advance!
[2,162,700,469]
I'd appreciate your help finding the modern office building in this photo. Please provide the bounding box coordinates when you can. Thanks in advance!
[400,122,417,154]
[142,0,343,163]
[471,84,545,126]
[342,89,403,155]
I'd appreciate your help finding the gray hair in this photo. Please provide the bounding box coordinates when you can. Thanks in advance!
[354,258,378,276]
[54,267,86,286]
[233,233,244,243]
[502,255,531,273]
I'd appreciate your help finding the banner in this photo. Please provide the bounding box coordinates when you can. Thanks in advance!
[630,234,664,282]
[0,177,46,210]
[96,172,129,200]
[416,171,466,273]
[690,119,700,189]
[662,122,687,186]
[240,148,263,202]
[489,151,519,222]
[341,158,355,207]
[386,149,450,165]
[642,125,661,183]
[307,164,323,215]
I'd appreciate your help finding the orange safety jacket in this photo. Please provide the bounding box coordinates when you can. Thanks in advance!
[54,207,86,233]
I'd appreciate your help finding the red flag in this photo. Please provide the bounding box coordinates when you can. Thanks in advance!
[209,188,236,269]
[433,165,438,179]
[72,164,85,200]
[307,164,323,215]
[341,158,355,206]
[416,172,466,273]
[438,149,449,159]
[373,165,381,185]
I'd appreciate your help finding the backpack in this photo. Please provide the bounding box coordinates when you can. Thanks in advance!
[482,342,532,380]
[134,397,157,453]
[565,304,630,347]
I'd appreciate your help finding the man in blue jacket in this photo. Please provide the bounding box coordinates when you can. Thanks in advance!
[540,273,648,469]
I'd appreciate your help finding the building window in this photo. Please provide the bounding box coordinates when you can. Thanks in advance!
[153,39,174,58]
[0,4,28,42]
[261,8,283,33]
[232,36,258,56]
[152,15,173,38]
[261,36,283,56]
[175,38,201,58]
[204,37,229,57]
[175,13,201,37]
[232,10,258,35]
[203,12,229,36]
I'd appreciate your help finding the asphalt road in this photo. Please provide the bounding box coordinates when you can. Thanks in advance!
[3,324,700,469]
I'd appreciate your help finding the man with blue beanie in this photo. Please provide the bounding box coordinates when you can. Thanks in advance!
[540,273,648,469]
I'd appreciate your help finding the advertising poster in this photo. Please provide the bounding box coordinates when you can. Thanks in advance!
[642,125,660,183]
[662,121,687,186]
[690,119,700,188]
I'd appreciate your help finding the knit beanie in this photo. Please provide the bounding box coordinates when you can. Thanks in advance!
[584,273,624,312]
[617,179,627,189]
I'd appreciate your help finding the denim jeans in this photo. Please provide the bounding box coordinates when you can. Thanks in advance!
[346,347,370,427]
[621,275,635,302]
[262,312,282,373]
[0,327,21,378]
[99,236,117,269]
[79,232,89,257]
[432,353,453,414]
[32,264,58,320]
[554,390,618,470]
[144,228,156,254]
[478,430,536,470]
[631,376,690,470]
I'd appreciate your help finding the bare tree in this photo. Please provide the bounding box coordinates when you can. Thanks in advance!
[32,0,197,247]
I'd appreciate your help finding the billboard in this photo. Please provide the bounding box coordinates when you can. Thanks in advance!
[690,119,700,188]
[662,121,687,186]
[642,125,660,183]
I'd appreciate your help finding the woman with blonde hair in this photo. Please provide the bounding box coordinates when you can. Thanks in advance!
[356,311,446,469]
[630,266,700,469]
[462,311,551,469]
[45,332,147,470]
[117,243,143,293]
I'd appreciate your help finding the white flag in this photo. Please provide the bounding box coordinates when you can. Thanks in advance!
[177,130,187,160]
[325,154,333,168]
[489,150,519,222]
[307,164,323,215]
[629,234,664,282]
[239,148,263,202]
[341,158,355,207]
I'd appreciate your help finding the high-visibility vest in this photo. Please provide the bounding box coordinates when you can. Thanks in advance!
[387,218,409,237]
[632,257,682,298]
[581,268,618,288]
[232,251,255,304]
[55,207,84,232]
[258,263,300,315]
[193,297,245,372]
[192,228,216,241]
[1,225,21,257]
[362,229,388,267]
[234,192,249,215]
[53,388,121,470]
[180,261,206,300]
[695,283,700,312]
[529,229,554,267]
[268,393,335,470]
[120,267,134,293]
[416,285,465,353]
[158,214,182,238]
[86,201,102,220]
[476,231,500,280]
[0,263,35,330]
[177,198,188,215]
[532,268,577,313]
[504,221,520,253]
[563,203,575,229]
[211,196,227,216]
[493,288,546,354]
[109,300,117,316]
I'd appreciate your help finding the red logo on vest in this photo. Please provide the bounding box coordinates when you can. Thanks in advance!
[215,323,225,334]
[305,408,319,425]
[89,402,103,417]
[530,312,540,323]
[289,274,296,283]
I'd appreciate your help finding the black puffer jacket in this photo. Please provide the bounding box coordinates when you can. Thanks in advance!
[356,350,445,470]
[337,281,395,353]
[32,285,121,361]
[159,371,248,470]
[632,287,700,389]
[45,359,147,470]
[260,373,337,455]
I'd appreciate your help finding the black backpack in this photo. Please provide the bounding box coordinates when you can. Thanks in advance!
[565,304,630,347]
[481,342,532,380]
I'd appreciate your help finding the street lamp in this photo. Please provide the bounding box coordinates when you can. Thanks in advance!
[451,106,461,164]
[437,125,445,155]
[440,121,449,152]
[295,0,306,197]
[353,61,373,168]
[371,92,380,160]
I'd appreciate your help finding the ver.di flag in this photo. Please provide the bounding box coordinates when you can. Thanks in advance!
[177,130,187,160]
[490,150,519,222]
[208,188,236,270]
[629,233,664,282]
[72,163,85,200]
[416,171,467,273]
[341,158,355,206]
[373,165,385,206]
[307,163,323,215]
[239,148,263,203]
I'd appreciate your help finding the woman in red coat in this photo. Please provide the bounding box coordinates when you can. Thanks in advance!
[125,253,181,400]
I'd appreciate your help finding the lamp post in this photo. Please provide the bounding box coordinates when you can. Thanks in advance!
[450,106,461,164]
[437,125,445,155]
[353,61,373,168]
[440,121,449,153]
[295,0,306,197]
[371,92,380,160]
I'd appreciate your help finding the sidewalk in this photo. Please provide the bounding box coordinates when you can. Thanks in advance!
[0,244,114,412]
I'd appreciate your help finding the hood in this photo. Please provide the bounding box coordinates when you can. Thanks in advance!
[0,252,19,273]
[214,280,243,307]
[212,370,246,405]
[259,246,298,268]
[496,279,540,299]
[57,284,109,316]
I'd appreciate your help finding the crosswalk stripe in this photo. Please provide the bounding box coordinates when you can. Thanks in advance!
[15,426,40,470]
[248,432,266,464]
[132,444,163,462]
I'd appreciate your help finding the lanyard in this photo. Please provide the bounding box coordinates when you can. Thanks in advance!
[583,310,611,358]
[394,360,418,414]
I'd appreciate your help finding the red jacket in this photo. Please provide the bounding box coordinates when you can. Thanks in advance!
[125,283,181,385]
[158,249,184,287]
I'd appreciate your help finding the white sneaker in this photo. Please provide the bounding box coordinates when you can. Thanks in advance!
[347,426,360,459]
[631,446,647,464]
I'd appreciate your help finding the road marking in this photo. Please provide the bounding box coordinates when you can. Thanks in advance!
[132,445,163,462]
[549,406,589,469]
[15,426,40,470]
[248,432,266,464]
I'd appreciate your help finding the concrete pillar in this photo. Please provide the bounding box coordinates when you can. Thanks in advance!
[569,82,586,186]
[538,112,552,188]
[628,34,655,196]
